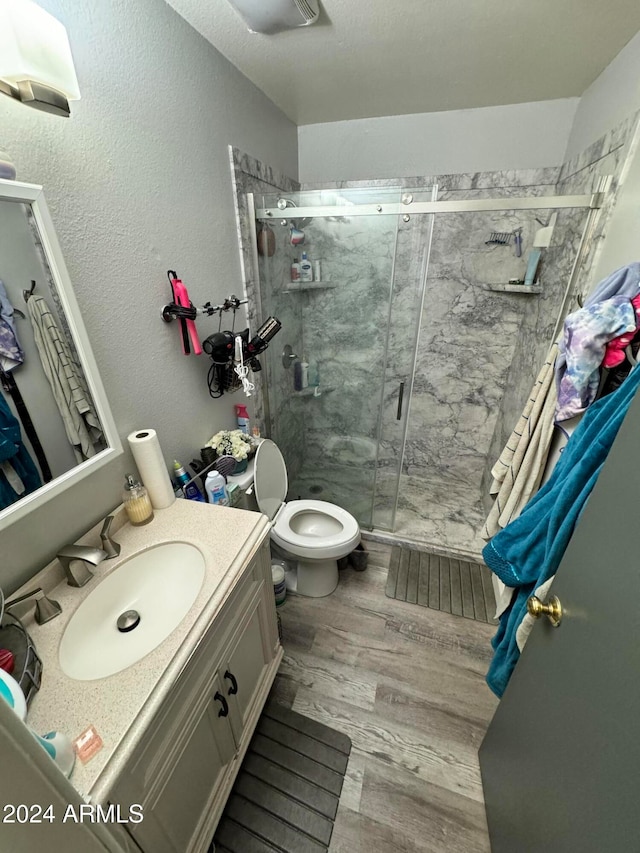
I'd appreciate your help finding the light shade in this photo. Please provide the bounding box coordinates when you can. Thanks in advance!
[0,0,80,101]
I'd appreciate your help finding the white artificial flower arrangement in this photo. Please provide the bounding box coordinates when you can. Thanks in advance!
[205,429,252,461]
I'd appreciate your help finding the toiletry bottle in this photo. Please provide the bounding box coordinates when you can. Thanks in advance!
[173,460,205,502]
[290,258,301,282]
[123,474,154,526]
[293,360,303,392]
[300,358,309,389]
[300,252,313,282]
[313,259,322,281]
[205,470,230,506]
[235,404,250,435]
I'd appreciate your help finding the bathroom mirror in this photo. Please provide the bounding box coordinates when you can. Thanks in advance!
[0,178,120,530]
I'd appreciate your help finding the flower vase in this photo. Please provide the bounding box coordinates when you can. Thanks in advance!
[232,457,248,475]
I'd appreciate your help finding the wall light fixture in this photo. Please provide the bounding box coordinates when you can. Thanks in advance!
[0,0,80,118]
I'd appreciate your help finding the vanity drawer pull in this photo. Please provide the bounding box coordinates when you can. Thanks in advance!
[224,670,238,696]
[214,691,229,717]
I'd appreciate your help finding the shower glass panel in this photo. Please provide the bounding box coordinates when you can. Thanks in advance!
[255,187,434,530]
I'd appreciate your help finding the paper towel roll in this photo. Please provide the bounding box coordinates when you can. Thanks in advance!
[127,429,175,509]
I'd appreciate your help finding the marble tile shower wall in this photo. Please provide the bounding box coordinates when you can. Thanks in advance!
[299,214,398,473]
[232,128,637,540]
[303,171,563,515]
[229,147,305,482]
[482,113,639,509]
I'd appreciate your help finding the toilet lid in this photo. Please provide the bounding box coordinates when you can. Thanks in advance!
[254,439,288,521]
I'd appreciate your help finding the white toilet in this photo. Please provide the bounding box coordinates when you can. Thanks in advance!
[249,440,360,597]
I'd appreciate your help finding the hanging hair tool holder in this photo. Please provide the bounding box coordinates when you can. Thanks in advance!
[161,269,281,397]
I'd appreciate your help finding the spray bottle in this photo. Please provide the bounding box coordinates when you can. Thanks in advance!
[235,404,250,435]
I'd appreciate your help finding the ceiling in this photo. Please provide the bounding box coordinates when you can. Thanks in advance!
[164,0,640,126]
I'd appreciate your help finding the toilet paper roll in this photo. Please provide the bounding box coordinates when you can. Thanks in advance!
[127,429,175,509]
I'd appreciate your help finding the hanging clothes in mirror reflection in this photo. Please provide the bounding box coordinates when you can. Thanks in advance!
[0,392,41,510]
[0,278,52,483]
[25,283,104,463]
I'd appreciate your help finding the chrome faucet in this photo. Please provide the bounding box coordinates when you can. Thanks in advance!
[5,587,61,625]
[100,515,121,559]
[56,545,108,587]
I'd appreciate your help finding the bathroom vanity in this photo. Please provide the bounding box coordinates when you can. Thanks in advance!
[20,500,282,853]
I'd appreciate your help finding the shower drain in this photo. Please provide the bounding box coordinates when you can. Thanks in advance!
[309,485,323,494]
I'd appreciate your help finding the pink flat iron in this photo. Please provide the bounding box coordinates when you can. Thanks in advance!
[168,270,202,355]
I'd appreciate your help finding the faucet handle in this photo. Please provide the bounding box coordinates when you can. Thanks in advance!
[6,588,61,625]
[100,515,121,559]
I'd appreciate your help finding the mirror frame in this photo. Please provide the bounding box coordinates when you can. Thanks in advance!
[0,178,121,530]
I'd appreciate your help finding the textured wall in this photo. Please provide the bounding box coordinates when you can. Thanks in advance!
[565,30,640,160]
[0,0,297,591]
[298,99,579,183]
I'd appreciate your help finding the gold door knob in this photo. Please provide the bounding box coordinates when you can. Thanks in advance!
[526,594,563,627]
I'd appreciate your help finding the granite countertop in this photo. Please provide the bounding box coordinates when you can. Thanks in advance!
[17,499,270,803]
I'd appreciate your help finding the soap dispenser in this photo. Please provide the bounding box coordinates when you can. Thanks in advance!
[123,474,154,526]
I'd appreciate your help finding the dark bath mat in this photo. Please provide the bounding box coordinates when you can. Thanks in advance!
[386,546,498,624]
[212,701,351,853]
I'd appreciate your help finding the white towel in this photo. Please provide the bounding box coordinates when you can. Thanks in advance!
[27,295,103,462]
[483,343,559,540]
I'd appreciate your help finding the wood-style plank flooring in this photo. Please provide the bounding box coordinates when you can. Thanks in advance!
[269,540,499,853]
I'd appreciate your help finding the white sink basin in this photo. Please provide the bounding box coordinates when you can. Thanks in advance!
[59,542,206,681]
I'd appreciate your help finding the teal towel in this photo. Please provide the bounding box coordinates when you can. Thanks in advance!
[483,362,640,697]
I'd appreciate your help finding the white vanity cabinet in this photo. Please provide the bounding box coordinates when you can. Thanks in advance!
[108,537,281,853]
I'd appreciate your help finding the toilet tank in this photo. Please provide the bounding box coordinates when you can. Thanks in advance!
[227,459,259,513]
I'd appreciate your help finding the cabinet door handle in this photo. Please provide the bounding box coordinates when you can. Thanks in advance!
[214,691,229,717]
[224,670,238,695]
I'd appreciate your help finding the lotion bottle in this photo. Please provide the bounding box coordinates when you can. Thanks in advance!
[300,252,313,283]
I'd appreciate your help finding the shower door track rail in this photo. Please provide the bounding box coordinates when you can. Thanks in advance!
[256,192,604,220]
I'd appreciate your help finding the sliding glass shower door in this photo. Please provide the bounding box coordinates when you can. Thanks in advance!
[254,186,434,530]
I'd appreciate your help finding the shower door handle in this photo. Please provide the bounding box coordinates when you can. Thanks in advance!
[396,382,405,421]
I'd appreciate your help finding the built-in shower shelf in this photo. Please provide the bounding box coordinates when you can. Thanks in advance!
[283,281,338,293]
[293,385,336,397]
[486,283,542,294]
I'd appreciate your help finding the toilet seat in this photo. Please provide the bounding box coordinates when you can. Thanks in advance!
[272,499,360,559]
[254,440,360,560]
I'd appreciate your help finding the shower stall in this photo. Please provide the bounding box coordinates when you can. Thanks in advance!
[244,178,608,557]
